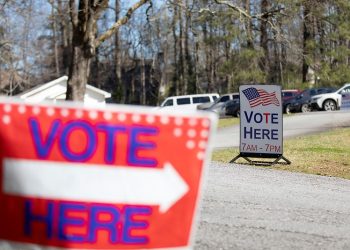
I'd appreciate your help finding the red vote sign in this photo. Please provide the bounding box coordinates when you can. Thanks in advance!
[0,98,217,249]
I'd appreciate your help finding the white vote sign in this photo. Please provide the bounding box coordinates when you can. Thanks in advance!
[239,85,283,157]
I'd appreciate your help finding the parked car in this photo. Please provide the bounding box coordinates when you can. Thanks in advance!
[310,83,350,111]
[288,87,336,113]
[282,89,302,113]
[200,92,239,112]
[159,93,219,111]
[225,99,240,117]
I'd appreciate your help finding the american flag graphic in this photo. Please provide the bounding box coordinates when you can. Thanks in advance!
[242,87,280,108]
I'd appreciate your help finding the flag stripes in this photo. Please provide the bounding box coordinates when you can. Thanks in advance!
[242,87,280,108]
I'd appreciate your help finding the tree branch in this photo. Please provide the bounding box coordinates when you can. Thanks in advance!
[69,0,78,28]
[212,0,285,39]
[95,0,151,48]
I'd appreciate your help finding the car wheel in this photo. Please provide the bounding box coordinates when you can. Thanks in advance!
[323,100,336,111]
[301,104,311,113]
[285,104,291,114]
[235,110,240,118]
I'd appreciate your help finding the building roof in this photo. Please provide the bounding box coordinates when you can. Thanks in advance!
[17,76,111,99]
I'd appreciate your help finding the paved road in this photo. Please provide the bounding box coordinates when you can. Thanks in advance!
[194,162,350,249]
[214,110,350,148]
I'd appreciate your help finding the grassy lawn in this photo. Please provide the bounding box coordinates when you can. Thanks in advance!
[217,117,240,128]
[212,127,350,180]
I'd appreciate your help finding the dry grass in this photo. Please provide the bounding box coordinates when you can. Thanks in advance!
[212,128,350,180]
[217,117,240,128]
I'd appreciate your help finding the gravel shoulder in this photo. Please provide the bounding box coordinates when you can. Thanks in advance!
[194,162,350,250]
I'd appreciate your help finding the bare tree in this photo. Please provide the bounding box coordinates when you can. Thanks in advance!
[66,0,151,101]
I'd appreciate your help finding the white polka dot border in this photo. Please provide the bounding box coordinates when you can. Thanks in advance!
[89,110,98,120]
[2,115,10,124]
[200,129,209,138]
[32,107,41,115]
[187,129,196,138]
[117,113,126,122]
[103,112,113,120]
[186,140,195,149]
[18,105,26,114]
[197,151,205,160]
[146,115,155,124]
[61,109,70,117]
[4,104,12,113]
[75,110,84,118]
[160,116,170,125]
[201,119,210,128]
[132,114,141,123]
[174,128,182,137]
[46,108,55,116]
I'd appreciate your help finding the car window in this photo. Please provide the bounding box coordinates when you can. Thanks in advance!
[193,96,210,104]
[309,89,317,96]
[212,96,218,101]
[219,96,230,102]
[325,88,335,93]
[177,97,191,105]
[163,99,173,107]
[341,86,350,93]
[283,92,293,97]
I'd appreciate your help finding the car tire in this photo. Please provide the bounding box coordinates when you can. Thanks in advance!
[285,104,291,114]
[235,110,240,118]
[301,104,311,113]
[323,99,336,111]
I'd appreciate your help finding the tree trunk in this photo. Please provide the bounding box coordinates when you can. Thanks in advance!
[260,0,270,83]
[57,0,70,75]
[178,2,185,95]
[115,0,124,103]
[141,56,146,105]
[172,3,179,96]
[244,0,254,49]
[66,45,91,101]
[302,1,312,83]
[66,0,149,101]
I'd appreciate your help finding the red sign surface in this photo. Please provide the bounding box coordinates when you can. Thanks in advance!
[0,99,216,249]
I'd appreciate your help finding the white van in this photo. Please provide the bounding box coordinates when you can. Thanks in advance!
[159,93,219,111]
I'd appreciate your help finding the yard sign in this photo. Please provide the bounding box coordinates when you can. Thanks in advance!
[0,98,216,250]
[341,93,350,110]
[239,85,283,158]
